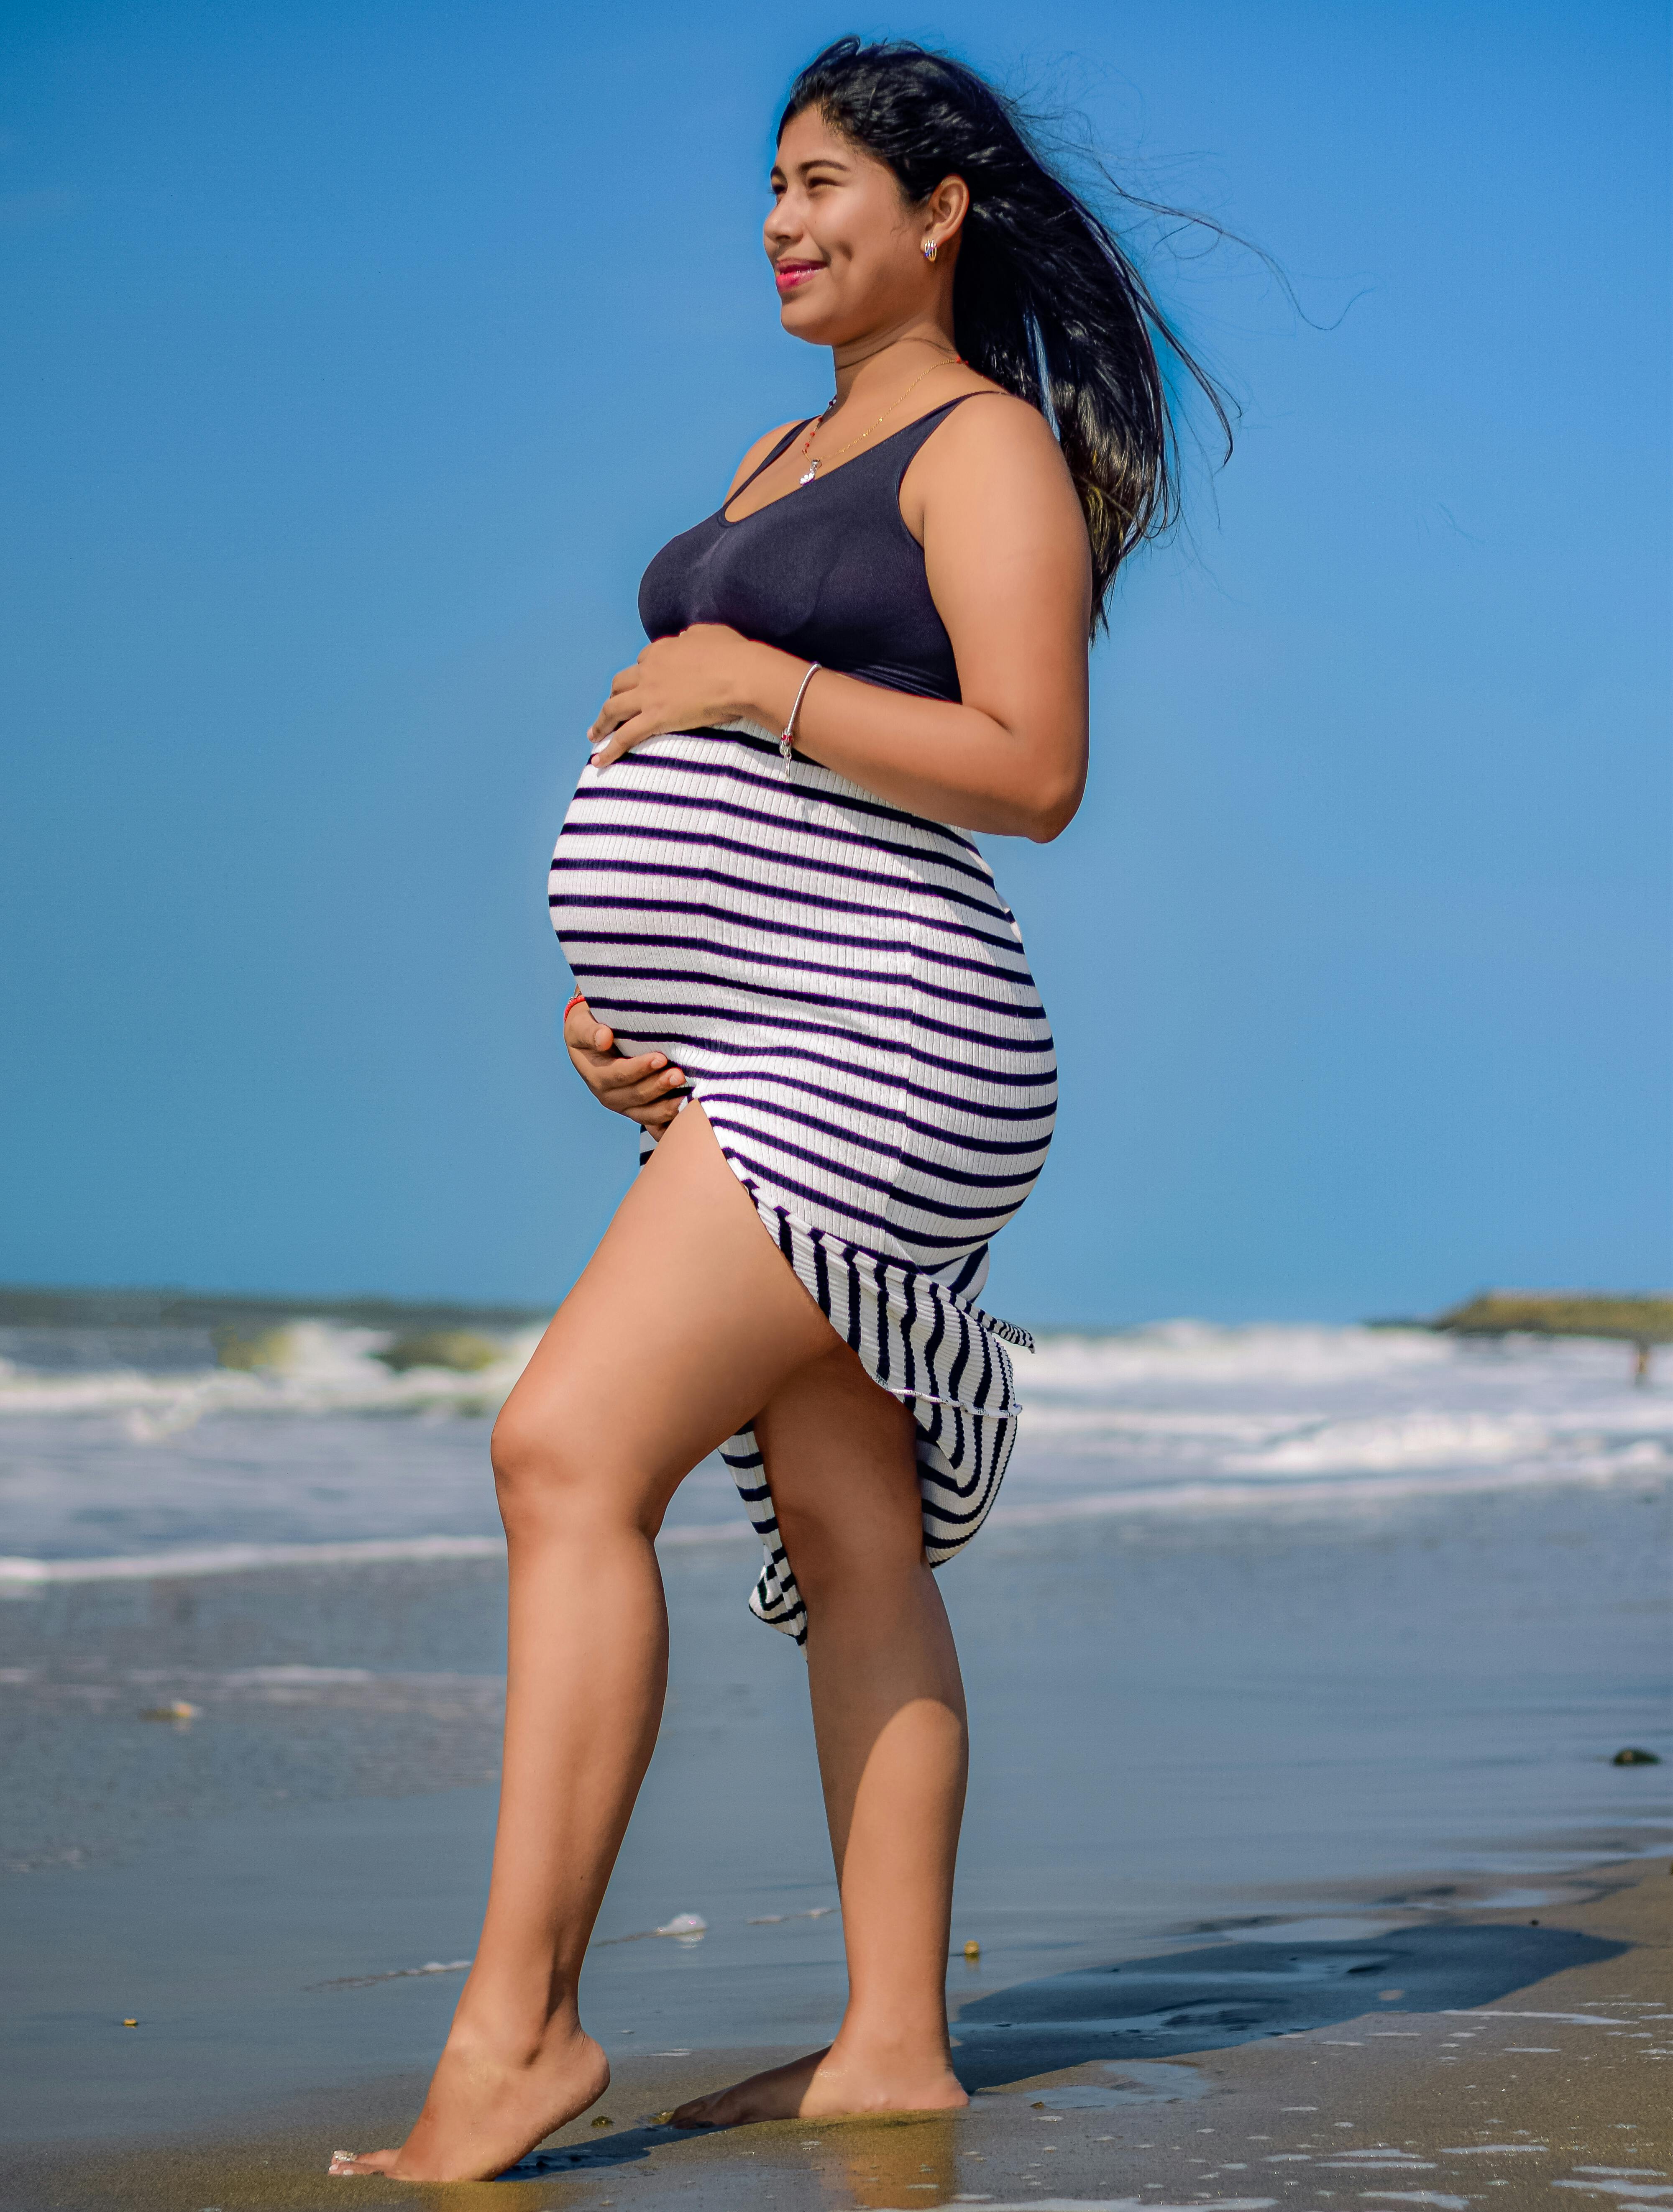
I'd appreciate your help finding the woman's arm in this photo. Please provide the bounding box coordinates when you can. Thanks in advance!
[562,996,687,1138]
[588,394,1092,842]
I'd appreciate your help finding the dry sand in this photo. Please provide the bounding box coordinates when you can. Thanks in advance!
[7,1857,1665,2212]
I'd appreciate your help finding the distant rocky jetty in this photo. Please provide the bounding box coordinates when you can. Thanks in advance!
[1433,1291,1673,1383]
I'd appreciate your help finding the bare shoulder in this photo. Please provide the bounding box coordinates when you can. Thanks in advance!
[904,384,1082,525]
[939,384,1061,456]
[914,384,1075,488]
[725,418,806,497]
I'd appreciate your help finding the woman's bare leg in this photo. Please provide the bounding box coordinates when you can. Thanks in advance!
[672,1345,970,2125]
[331,1105,835,2182]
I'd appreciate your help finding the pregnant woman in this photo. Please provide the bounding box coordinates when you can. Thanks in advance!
[333,35,1221,2185]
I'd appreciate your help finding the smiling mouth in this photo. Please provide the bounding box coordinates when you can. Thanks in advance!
[774,261,822,289]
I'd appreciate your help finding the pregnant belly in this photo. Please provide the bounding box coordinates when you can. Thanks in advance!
[547,729,920,1068]
[546,728,1056,1260]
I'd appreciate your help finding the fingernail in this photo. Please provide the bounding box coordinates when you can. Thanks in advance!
[650,1055,665,1069]
[666,1070,683,1085]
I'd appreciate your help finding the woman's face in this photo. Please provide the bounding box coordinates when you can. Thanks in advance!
[765,107,940,346]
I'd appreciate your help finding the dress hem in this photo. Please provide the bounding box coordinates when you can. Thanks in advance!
[697,1110,1026,1646]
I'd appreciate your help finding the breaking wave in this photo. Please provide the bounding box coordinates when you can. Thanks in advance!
[0,1320,545,1438]
[0,1316,1665,1582]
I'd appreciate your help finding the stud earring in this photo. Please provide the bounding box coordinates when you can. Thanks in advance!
[921,237,938,263]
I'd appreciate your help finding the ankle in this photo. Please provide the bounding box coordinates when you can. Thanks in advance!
[447,1995,584,2069]
[829,2019,953,2073]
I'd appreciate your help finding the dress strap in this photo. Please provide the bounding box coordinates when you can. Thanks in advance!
[889,391,1007,484]
[729,418,814,500]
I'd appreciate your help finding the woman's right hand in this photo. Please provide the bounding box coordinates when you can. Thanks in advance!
[562,997,688,1140]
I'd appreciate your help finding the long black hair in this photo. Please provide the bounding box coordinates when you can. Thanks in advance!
[780,37,1233,630]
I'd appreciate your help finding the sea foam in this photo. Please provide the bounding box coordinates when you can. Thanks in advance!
[0,1319,1665,1582]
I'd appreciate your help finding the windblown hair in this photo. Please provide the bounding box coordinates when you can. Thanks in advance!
[780,37,1232,630]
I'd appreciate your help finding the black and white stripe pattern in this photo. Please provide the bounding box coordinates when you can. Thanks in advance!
[549,721,1055,1640]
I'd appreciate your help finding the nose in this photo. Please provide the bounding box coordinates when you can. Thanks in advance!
[764,198,799,251]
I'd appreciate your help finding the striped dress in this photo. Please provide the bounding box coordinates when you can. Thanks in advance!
[548,401,1056,1640]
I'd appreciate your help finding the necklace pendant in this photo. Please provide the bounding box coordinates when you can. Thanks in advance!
[798,460,821,485]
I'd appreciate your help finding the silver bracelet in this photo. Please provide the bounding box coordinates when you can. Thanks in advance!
[778,661,821,761]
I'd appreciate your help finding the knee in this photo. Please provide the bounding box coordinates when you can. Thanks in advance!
[490,1392,610,1538]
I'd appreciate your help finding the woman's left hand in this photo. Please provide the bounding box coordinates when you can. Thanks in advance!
[588,625,775,769]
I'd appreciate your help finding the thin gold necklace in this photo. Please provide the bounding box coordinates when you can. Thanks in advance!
[796,354,962,485]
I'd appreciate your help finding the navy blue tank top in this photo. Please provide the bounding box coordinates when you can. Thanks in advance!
[637,396,984,705]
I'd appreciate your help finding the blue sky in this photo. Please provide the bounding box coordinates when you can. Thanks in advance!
[2,0,1667,1325]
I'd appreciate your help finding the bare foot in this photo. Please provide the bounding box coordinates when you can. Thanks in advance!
[327,2020,609,2181]
[670,2042,967,2128]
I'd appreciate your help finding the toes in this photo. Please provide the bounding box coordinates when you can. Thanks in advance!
[328,2150,399,2176]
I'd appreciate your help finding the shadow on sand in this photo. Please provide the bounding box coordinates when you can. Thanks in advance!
[946,1917,1622,2086]
[503,1916,1622,2180]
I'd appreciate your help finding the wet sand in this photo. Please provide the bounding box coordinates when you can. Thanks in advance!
[6,1857,1665,2210]
[3,1482,1665,2206]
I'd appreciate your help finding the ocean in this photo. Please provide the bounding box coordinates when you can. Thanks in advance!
[1,1307,1668,2143]
[2,1311,1667,1575]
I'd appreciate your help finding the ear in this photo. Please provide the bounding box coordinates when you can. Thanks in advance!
[926,172,971,244]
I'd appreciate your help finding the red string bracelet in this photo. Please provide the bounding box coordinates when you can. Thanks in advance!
[562,989,588,1025]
